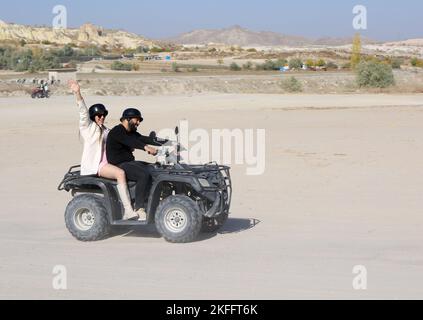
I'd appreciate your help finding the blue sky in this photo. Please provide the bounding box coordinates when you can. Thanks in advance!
[0,0,421,41]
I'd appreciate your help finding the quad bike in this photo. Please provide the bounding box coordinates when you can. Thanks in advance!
[58,127,232,243]
[31,87,49,99]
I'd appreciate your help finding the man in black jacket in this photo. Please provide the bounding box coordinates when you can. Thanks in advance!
[106,108,160,221]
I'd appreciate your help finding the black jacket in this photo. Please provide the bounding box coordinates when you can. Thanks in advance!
[106,124,160,165]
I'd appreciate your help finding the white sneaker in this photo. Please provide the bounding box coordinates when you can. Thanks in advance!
[136,208,147,221]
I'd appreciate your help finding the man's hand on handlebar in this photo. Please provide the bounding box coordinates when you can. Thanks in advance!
[144,145,158,156]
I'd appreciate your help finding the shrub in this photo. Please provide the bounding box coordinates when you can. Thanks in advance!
[342,62,351,70]
[0,46,62,71]
[281,76,303,92]
[275,59,288,69]
[411,57,418,66]
[230,62,241,71]
[316,59,326,67]
[58,45,75,57]
[171,62,180,72]
[111,61,133,71]
[325,61,338,70]
[391,58,402,69]
[136,46,149,53]
[255,59,287,71]
[263,59,276,70]
[83,46,101,57]
[151,47,165,53]
[411,57,423,68]
[356,61,395,88]
[242,61,253,70]
[305,59,315,68]
[289,58,303,70]
[247,48,257,52]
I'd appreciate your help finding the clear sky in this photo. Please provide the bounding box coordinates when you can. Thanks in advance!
[0,0,421,41]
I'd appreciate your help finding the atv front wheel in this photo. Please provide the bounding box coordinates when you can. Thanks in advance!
[65,194,111,242]
[155,195,203,243]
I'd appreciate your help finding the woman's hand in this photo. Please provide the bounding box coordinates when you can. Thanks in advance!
[68,80,83,102]
[68,80,80,93]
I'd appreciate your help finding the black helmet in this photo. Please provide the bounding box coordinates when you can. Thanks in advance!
[89,104,108,121]
[120,108,144,122]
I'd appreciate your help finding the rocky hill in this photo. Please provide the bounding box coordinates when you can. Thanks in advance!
[167,25,310,46]
[167,25,380,47]
[0,20,154,49]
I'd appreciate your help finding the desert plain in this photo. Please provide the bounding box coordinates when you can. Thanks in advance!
[0,92,423,299]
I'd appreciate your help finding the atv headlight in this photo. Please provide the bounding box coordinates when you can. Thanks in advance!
[198,178,211,187]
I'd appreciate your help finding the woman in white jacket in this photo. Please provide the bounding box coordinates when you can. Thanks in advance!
[68,80,140,221]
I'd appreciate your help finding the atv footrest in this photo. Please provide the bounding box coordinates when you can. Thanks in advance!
[111,220,148,226]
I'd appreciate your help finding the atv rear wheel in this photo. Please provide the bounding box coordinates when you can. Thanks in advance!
[65,194,111,242]
[155,195,203,243]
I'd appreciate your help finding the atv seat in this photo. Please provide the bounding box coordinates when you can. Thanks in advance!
[91,176,137,188]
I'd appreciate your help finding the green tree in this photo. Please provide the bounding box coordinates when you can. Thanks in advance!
[351,33,362,70]
[289,58,303,70]
[60,44,75,57]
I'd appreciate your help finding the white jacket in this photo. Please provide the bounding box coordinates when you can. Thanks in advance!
[78,100,108,176]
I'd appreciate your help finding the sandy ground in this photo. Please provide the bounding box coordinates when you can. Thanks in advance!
[2,69,423,97]
[1,93,423,299]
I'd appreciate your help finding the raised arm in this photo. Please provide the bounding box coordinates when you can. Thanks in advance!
[68,80,90,129]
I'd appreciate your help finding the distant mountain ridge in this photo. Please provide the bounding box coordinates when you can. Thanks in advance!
[166,25,379,46]
[0,20,420,49]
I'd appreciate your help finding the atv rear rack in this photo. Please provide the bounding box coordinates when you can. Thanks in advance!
[57,165,82,191]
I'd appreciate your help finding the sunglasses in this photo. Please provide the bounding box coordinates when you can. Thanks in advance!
[95,114,107,119]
